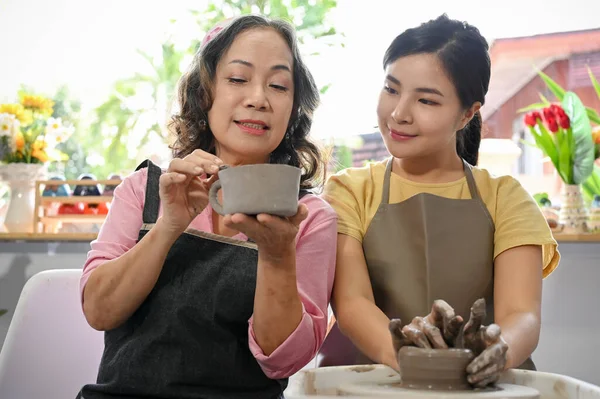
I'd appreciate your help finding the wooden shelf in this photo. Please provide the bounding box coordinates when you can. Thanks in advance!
[553,233,600,242]
[31,178,122,237]
[38,179,122,186]
[0,232,97,242]
[40,196,113,204]
[40,215,107,224]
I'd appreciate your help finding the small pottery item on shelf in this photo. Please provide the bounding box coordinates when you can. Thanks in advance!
[73,174,102,197]
[42,175,71,197]
[58,202,86,215]
[102,173,122,196]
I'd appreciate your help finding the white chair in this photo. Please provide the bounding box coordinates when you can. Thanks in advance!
[0,269,104,399]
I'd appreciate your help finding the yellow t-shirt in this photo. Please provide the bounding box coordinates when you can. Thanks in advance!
[323,159,560,278]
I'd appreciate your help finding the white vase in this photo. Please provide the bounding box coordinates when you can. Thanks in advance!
[558,184,588,234]
[0,163,46,233]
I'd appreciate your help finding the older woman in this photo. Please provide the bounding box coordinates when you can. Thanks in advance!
[77,15,337,399]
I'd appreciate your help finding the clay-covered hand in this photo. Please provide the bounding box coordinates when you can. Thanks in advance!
[223,204,309,264]
[389,299,464,352]
[462,299,509,388]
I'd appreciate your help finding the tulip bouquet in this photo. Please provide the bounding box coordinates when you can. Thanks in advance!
[521,92,595,185]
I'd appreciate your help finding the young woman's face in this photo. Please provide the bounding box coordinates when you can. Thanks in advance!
[376,53,478,160]
[208,27,295,165]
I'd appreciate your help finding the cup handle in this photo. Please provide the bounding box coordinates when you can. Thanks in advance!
[208,180,225,215]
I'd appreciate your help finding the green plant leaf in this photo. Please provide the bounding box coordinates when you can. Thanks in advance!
[555,128,571,183]
[582,165,600,203]
[539,93,551,104]
[561,91,595,184]
[517,102,548,113]
[588,66,600,102]
[586,107,600,125]
[529,125,561,177]
[538,70,566,101]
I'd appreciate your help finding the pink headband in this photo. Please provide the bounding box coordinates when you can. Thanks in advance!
[201,18,234,49]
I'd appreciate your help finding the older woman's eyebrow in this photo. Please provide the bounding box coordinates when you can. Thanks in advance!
[229,59,291,72]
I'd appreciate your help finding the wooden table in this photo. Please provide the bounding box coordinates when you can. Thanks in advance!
[0,232,98,242]
[0,232,599,243]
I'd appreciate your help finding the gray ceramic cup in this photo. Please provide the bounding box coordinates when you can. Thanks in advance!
[208,164,302,217]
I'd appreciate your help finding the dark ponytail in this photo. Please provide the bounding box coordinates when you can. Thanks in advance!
[457,110,482,166]
[383,14,490,166]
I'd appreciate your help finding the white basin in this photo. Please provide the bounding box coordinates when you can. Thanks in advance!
[285,365,600,399]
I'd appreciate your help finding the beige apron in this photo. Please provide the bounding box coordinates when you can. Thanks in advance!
[318,157,535,370]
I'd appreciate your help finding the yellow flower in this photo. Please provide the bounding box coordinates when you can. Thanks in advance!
[33,140,47,151]
[15,132,25,151]
[32,149,49,162]
[0,103,32,125]
[20,94,54,116]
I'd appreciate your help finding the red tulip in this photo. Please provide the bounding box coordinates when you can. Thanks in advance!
[543,107,555,121]
[550,104,565,116]
[524,113,537,127]
[558,114,570,129]
[532,111,542,121]
[547,119,559,133]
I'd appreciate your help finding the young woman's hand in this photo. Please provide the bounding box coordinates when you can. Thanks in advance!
[462,299,509,388]
[389,299,464,352]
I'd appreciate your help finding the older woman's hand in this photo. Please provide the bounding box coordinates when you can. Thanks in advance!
[223,204,309,264]
[159,149,223,234]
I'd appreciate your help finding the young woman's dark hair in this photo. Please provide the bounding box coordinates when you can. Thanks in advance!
[383,14,490,166]
[170,15,324,188]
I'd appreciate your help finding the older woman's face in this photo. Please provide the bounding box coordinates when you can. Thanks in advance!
[208,27,294,165]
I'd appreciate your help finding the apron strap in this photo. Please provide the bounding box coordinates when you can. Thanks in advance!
[135,159,162,224]
[461,159,481,201]
[381,157,393,205]
[462,159,495,229]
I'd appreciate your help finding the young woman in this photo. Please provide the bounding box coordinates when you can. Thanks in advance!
[77,15,337,399]
[320,14,560,388]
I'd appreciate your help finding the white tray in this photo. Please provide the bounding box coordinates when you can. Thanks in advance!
[285,365,600,399]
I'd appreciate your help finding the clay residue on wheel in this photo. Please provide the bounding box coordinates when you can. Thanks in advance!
[349,365,376,373]
[553,380,568,397]
[303,371,317,394]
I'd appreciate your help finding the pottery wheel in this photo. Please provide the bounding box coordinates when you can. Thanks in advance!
[336,381,540,398]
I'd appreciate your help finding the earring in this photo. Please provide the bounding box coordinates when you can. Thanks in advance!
[199,119,207,130]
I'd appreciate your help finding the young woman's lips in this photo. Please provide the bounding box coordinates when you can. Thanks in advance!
[390,129,417,141]
[235,120,269,136]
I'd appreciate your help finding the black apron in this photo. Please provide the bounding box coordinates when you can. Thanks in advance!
[78,160,287,399]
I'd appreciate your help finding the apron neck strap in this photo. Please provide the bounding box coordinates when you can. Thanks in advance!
[382,157,483,204]
[136,159,162,224]
[382,158,393,205]
[461,159,482,201]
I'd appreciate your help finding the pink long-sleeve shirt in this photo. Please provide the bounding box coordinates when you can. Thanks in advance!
[79,167,337,379]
